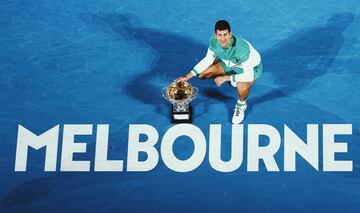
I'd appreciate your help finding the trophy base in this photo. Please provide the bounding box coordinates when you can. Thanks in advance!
[171,104,193,123]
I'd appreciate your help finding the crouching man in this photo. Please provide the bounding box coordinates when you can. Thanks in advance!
[176,20,263,124]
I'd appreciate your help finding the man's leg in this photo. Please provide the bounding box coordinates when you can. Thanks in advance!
[214,75,230,86]
[198,61,226,79]
[232,81,254,124]
[199,61,256,124]
[236,81,254,101]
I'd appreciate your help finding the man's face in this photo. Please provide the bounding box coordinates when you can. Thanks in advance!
[215,29,232,48]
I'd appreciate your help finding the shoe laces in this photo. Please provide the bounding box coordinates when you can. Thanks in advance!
[234,104,246,116]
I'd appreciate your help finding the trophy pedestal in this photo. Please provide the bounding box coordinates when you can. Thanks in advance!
[171,104,192,123]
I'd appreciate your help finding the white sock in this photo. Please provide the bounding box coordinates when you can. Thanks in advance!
[236,99,246,106]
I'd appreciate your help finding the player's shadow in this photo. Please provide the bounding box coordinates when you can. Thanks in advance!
[263,12,354,94]
[98,13,354,121]
[246,12,354,111]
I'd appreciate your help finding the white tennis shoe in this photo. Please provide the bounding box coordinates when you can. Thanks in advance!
[232,102,247,124]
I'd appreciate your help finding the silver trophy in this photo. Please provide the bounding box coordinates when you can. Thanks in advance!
[162,81,198,123]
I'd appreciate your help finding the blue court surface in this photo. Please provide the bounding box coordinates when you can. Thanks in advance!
[1,0,360,212]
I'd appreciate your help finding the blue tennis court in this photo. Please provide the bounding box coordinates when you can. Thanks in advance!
[0,0,359,212]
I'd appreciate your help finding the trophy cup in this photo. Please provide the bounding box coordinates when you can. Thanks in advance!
[162,81,198,123]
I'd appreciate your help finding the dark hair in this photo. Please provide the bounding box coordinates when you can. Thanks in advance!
[215,20,231,32]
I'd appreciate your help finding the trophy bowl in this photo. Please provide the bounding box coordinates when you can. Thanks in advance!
[162,81,198,123]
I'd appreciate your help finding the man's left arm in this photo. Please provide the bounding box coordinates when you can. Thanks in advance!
[176,48,216,82]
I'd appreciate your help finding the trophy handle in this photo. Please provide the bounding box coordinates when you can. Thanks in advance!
[191,87,198,99]
[162,87,170,101]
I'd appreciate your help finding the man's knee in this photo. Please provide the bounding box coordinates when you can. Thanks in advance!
[199,63,224,79]
[199,65,215,79]
[236,82,253,93]
[198,73,209,79]
[198,74,206,79]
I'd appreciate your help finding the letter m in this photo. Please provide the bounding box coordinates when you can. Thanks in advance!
[15,125,59,172]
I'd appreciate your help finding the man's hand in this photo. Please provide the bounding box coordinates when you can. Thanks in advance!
[175,76,188,82]
[175,72,194,83]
